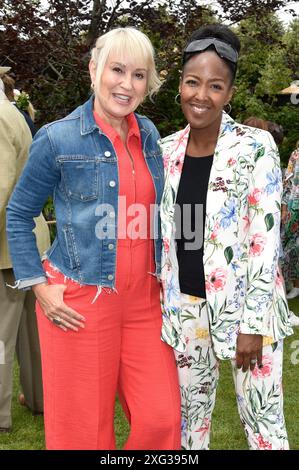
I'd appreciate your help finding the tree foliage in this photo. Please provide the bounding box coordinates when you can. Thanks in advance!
[233,15,299,162]
[0,0,298,163]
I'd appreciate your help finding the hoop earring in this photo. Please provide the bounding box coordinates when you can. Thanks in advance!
[175,93,181,105]
[224,103,232,114]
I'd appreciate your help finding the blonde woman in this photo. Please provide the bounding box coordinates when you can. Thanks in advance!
[7,28,181,450]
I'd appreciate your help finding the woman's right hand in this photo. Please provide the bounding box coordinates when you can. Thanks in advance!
[32,283,86,332]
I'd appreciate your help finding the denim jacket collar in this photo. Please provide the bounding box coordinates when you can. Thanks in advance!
[80,95,99,135]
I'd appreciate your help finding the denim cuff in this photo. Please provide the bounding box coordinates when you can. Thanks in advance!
[17,276,48,290]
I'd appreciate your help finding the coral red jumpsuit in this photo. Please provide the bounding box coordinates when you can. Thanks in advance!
[36,112,181,450]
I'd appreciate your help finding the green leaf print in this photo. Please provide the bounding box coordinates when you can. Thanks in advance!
[264,213,274,231]
[224,246,234,265]
[187,436,193,450]
[181,310,198,322]
[255,147,265,162]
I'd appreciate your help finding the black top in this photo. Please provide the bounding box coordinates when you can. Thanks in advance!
[175,154,213,298]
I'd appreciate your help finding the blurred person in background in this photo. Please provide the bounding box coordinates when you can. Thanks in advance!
[1,72,37,137]
[281,141,299,303]
[267,121,284,147]
[0,66,50,432]
[243,116,268,131]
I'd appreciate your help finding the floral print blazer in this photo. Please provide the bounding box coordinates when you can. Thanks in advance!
[160,112,293,360]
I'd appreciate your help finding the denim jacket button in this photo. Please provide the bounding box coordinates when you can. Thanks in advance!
[109,181,116,187]
[104,151,111,157]
[108,274,114,280]
[108,243,114,250]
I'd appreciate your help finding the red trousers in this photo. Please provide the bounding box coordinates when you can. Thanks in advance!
[36,240,181,450]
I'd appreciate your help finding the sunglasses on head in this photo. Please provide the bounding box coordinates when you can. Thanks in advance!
[183,38,238,64]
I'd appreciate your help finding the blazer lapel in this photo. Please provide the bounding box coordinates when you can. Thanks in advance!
[204,113,240,315]
[205,112,238,229]
[161,125,190,245]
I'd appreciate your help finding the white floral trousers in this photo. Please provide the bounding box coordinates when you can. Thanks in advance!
[175,294,289,450]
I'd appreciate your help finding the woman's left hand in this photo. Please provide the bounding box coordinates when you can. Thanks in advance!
[236,333,263,372]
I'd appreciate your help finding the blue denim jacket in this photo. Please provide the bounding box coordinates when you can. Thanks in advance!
[6,95,163,287]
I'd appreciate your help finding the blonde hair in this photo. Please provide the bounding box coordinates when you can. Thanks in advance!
[90,27,161,100]
[27,101,36,121]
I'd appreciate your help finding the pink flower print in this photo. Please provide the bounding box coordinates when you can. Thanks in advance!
[248,188,262,207]
[163,237,170,253]
[163,152,170,169]
[206,267,227,293]
[227,157,236,166]
[275,269,283,287]
[195,418,210,440]
[257,434,272,450]
[249,233,266,257]
[210,222,220,241]
[252,354,273,379]
[242,215,250,231]
[170,156,184,176]
[174,129,189,149]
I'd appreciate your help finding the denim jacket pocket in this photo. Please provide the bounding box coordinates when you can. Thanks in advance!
[62,225,78,270]
[58,156,99,201]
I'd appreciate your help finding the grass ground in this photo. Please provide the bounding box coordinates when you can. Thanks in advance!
[1,298,298,450]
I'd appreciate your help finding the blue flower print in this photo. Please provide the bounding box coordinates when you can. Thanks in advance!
[166,274,180,303]
[221,122,233,134]
[236,393,244,404]
[265,168,281,195]
[181,418,187,432]
[219,199,237,229]
[248,141,260,151]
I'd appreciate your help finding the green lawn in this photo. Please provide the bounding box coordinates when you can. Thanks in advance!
[1,298,298,450]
